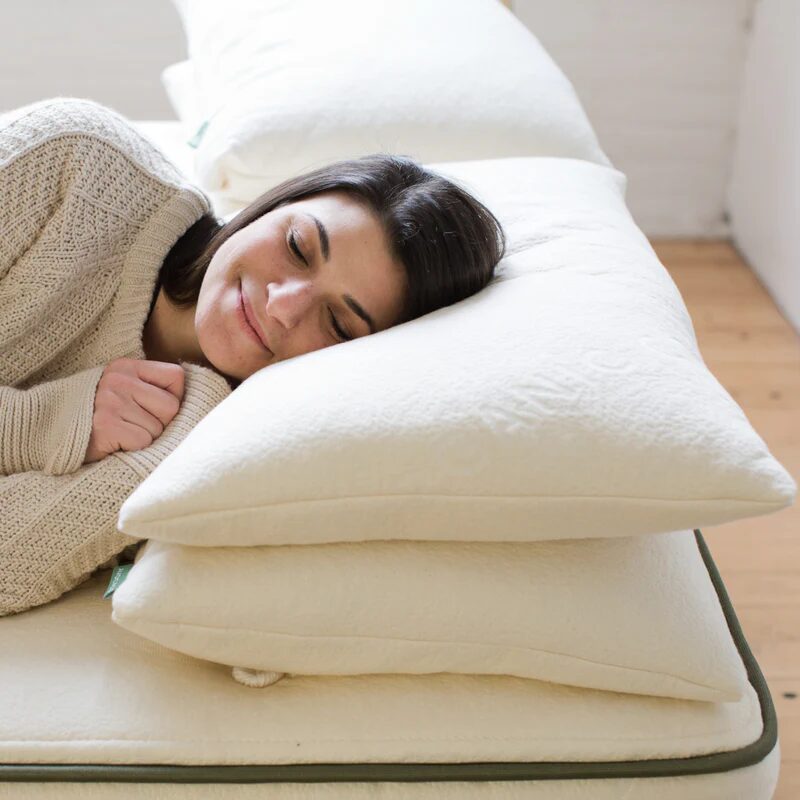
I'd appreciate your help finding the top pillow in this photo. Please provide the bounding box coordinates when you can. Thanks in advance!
[116,156,796,548]
[167,0,610,215]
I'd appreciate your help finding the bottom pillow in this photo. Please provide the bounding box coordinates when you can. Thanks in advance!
[111,529,747,702]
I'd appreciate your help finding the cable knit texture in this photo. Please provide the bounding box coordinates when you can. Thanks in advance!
[0,97,233,616]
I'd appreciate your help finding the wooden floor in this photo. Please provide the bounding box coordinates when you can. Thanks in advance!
[650,239,799,799]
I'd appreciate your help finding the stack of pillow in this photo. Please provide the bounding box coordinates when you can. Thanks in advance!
[112,150,796,696]
[110,0,796,697]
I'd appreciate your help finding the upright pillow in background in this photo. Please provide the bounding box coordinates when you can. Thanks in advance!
[166,0,611,215]
[160,60,203,143]
[116,156,796,548]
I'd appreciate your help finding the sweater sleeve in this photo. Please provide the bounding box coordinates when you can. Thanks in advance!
[0,96,190,284]
[0,362,232,617]
[0,96,198,477]
[0,365,106,477]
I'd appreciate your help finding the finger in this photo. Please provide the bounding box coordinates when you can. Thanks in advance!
[119,397,165,442]
[114,417,158,452]
[134,359,185,402]
[129,380,182,430]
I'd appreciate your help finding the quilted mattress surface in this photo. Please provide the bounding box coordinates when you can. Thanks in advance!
[0,531,779,799]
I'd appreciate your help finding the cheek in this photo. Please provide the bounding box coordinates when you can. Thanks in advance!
[199,236,249,304]
[195,258,234,337]
[196,265,219,318]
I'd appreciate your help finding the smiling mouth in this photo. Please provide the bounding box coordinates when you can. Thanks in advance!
[238,282,272,354]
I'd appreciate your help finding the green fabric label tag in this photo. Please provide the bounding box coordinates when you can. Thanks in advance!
[187,119,210,149]
[103,563,133,599]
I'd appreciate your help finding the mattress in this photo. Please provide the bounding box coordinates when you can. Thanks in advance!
[0,122,779,797]
[0,529,780,798]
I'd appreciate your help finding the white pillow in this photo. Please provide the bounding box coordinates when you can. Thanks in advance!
[160,60,202,142]
[116,156,796,548]
[111,529,749,702]
[168,0,611,216]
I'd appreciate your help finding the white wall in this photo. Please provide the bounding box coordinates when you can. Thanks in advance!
[0,0,185,119]
[726,0,799,333]
[511,0,756,238]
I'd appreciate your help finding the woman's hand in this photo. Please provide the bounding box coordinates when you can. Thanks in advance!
[83,358,186,465]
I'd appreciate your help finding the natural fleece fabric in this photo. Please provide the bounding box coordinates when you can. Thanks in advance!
[0,97,233,616]
[113,530,751,702]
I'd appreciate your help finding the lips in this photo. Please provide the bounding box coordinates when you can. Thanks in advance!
[239,282,272,354]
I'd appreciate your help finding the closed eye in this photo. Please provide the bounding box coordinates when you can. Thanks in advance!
[289,231,307,265]
[329,309,353,342]
[289,229,353,343]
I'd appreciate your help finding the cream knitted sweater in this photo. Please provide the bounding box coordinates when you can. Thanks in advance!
[0,97,233,616]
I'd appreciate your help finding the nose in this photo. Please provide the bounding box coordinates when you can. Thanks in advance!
[265,277,316,330]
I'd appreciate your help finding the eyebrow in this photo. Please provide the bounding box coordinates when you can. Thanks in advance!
[303,212,376,334]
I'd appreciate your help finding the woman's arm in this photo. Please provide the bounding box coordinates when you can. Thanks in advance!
[0,97,200,475]
[0,100,105,475]
[0,362,231,617]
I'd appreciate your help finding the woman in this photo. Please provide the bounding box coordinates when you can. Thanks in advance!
[0,97,505,615]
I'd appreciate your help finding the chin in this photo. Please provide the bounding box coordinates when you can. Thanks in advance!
[209,360,244,389]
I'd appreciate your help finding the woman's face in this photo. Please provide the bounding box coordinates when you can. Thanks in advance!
[195,190,408,383]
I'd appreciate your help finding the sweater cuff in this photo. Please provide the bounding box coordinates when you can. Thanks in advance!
[111,361,233,483]
[0,365,106,477]
[42,365,107,476]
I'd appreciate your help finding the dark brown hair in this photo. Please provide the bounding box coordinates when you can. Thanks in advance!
[155,153,506,327]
